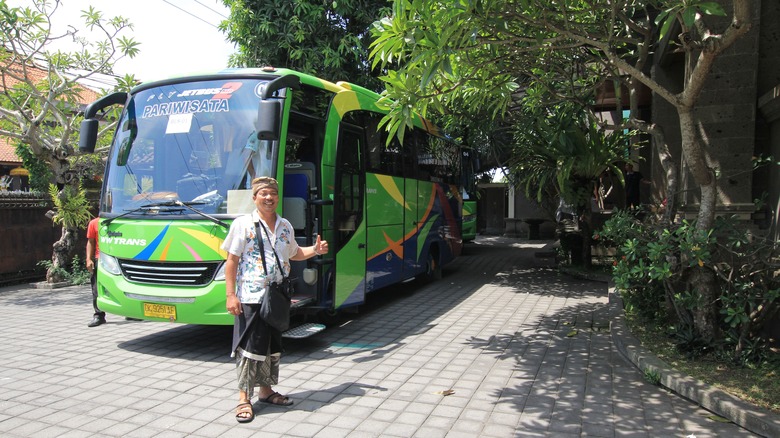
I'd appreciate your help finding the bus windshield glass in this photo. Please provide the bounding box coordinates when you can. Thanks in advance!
[101,79,278,215]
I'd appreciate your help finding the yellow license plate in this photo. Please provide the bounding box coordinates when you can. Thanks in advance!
[143,303,176,320]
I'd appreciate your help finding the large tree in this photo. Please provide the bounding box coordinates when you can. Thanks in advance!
[369,0,753,340]
[0,0,138,283]
[220,0,390,90]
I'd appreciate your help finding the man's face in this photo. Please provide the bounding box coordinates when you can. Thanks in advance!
[253,188,279,213]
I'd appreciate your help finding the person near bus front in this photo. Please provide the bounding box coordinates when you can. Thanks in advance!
[86,217,105,327]
[221,176,328,423]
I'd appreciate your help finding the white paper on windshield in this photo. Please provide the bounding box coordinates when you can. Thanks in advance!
[166,113,193,134]
[227,190,254,214]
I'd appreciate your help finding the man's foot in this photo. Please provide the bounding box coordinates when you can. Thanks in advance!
[261,392,293,406]
[87,316,106,327]
[235,401,254,423]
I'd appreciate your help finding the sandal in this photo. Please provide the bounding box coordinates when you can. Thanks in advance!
[235,402,254,423]
[261,391,293,406]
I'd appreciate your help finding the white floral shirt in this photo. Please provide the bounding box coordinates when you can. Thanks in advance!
[221,210,299,304]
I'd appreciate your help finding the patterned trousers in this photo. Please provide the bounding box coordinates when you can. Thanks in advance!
[236,351,280,399]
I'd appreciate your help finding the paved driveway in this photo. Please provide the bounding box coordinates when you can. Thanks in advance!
[0,236,759,437]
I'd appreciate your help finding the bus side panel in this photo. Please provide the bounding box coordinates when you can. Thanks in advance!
[441,183,464,261]
[462,200,477,242]
[416,182,462,269]
[365,173,405,291]
[402,178,421,279]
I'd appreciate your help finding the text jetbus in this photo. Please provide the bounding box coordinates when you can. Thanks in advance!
[79,67,469,336]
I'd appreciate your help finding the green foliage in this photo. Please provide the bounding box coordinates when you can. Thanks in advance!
[13,139,51,193]
[37,255,90,285]
[643,368,661,385]
[222,0,389,90]
[600,210,780,364]
[0,0,138,192]
[655,1,727,41]
[368,0,662,165]
[510,102,632,212]
[47,183,92,229]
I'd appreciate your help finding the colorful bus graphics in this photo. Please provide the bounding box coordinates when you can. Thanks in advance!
[79,67,468,333]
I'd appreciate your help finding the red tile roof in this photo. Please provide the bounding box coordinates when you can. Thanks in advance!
[0,136,20,165]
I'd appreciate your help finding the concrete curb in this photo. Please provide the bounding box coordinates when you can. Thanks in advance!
[607,284,780,438]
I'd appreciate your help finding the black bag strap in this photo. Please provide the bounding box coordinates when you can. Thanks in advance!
[254,220,286,282]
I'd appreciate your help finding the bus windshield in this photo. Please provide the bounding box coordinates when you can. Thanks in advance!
[102,79,278,216]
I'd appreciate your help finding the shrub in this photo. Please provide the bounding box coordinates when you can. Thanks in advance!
[599,210,780,365]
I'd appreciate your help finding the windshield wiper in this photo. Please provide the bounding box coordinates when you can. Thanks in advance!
[171,200,229,229]
[101,199,229,229]
[101,201,186,226]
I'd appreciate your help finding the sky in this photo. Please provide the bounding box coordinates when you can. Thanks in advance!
[10,0,236,84]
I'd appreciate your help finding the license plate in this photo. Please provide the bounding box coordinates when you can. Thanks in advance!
[143,303,176,321]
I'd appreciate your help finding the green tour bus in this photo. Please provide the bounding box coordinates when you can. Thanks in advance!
[79,67,469,336]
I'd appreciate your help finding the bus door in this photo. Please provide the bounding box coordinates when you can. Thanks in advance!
[403,132,422,279]
[332,124,366,309]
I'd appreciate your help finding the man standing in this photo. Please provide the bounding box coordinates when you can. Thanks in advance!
[221,176,328,423]
[624,163,649,209]
[86,217,105,327]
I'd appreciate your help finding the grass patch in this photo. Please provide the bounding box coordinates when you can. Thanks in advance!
[625,312,780,413]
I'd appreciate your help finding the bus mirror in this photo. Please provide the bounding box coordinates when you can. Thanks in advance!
[261,74,300,99]
[79,119,99,153]
[80,91,128,153]
[116,137,132,166]
[256,100,281,141]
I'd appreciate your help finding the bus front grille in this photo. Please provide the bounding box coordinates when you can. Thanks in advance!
[117,259,221,286]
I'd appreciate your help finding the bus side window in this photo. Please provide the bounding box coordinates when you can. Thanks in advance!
[335,124,364,243]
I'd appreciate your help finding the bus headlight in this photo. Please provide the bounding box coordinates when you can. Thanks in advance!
[214,261,226,281]
[99,252,122,275]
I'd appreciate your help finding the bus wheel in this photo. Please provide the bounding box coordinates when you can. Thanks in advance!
[317,309,341,326]
[424,252,442,282]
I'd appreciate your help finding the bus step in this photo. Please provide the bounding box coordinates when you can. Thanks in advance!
[282,323,326,339]
[291,296,316,308]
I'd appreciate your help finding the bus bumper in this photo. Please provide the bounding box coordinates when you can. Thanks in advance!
[95,270,233,325]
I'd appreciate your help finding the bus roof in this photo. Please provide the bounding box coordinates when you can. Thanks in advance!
[129,66,445,138]
[131,67,372,97]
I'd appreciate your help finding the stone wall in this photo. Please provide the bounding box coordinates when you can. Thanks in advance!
[0,199,87,284]
[651,0,763,214]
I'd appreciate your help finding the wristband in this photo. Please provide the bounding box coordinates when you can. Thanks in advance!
[314,247,322,256]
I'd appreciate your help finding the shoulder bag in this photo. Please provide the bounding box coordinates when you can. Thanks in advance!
[254,222,293,331]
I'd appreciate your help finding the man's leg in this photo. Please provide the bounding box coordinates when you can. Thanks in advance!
[88,270,105,327]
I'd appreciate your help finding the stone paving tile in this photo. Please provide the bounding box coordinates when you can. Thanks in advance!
[0,237,765,437]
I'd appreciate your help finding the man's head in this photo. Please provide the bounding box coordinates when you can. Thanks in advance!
[252,177,280,215]
[251,176,279,197]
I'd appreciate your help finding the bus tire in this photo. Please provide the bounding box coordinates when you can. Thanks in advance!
[424,251,442,282]
[317,308,342,326]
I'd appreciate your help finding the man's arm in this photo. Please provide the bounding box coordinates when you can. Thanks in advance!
[225,253,242,315]
[86,238,96,272]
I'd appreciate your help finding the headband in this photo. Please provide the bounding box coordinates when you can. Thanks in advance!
[252,177,279,196]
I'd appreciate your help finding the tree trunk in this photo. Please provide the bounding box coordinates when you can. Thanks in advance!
[678,108,720,338]
[580,208,593,269]
[689,265,720,342]
[46,225,77,284]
